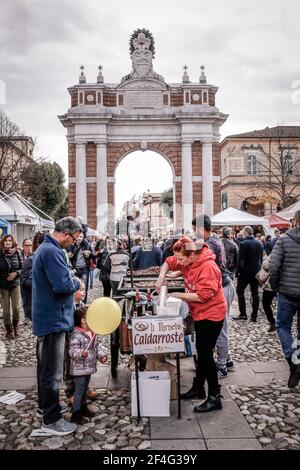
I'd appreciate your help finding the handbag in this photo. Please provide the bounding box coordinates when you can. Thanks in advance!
[255,268,269,285]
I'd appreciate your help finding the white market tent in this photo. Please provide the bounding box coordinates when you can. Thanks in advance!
[86,227,99,237]
[0,192,54,244]
[277,200,300,220]
[211,207,271,235]
[0,198,15,220]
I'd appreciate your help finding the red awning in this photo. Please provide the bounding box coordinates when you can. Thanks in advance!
[266,213,292,228]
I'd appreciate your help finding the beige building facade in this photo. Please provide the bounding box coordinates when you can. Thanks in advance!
[220,126,300,216]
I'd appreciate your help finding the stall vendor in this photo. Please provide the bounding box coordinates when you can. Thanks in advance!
[155,236,226,413]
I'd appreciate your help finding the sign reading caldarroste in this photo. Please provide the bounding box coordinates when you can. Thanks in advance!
[132,316,185,355]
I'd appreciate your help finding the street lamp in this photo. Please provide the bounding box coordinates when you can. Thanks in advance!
[142,190,152,238]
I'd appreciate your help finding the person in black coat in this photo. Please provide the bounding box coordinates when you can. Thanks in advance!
[264,235,273,256]
[20,232,45,322]
[234,226,263,322]
[0,234,23,339]
[67,233,92,302]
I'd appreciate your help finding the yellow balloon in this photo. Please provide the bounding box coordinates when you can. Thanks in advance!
[86,297,121,335]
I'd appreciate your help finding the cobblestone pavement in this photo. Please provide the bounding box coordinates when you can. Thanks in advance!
[229,298,284,363]
[0,280,129,368]
[230,384,300,450]
[1,282,300,450]
[0,388,150,450]
[1,284,293,368]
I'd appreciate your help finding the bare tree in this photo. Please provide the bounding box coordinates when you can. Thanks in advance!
[253,127,300,209]
[0,111,34,193]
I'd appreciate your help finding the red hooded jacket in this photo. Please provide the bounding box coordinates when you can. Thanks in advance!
[166,245,226,322]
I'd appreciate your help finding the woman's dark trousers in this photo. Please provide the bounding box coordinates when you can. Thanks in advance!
[194,319,224,396]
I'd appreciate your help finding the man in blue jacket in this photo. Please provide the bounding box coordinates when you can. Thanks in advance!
[32,217,83,436]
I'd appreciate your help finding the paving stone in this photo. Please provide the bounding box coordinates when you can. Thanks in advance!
[197,401,255,439]
[206,438,262,450]
[150,401,202,440]
[151,439,206,450]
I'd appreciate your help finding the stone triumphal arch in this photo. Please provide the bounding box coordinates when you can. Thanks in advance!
[59,28,228,231]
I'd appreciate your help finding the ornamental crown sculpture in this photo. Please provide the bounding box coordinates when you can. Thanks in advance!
[122,28,164,82]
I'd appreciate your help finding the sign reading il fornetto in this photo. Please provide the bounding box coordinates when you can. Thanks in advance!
[132,316,185,355]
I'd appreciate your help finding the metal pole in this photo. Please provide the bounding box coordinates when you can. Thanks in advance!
[176,352,182,419]
[127,219,134,288]
[135,356,141,421]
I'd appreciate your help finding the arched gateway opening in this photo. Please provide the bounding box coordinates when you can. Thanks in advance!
[115,150,174,237]
[59,28,228,232]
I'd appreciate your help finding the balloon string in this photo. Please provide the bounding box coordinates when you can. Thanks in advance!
[84,333,96,352]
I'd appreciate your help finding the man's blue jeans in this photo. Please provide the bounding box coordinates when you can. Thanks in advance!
[37,331,66,424]
[276,293,300,359]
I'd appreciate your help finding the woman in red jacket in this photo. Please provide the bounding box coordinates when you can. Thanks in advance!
[155,236,227,413]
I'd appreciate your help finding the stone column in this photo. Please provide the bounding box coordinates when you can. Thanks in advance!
[202,142,213,217]
[75,142,87,222]
[96,142,108,232]
[181,141,193,232]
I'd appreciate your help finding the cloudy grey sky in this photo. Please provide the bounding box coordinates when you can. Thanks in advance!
[1,0,299,214]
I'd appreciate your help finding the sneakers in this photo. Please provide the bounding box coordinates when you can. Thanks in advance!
[217,366,228,379]
[41,417,77,436]
[287,357,300,389]
[226,359,235,371]
[36,403,68,418]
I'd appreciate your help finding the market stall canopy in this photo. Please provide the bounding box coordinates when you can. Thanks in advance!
[211,207,269,226]
[277,200,300,220]
[265,213,291,229]
[7,193,54,230]
[86,227,99,237]
[0,198,15,220]
[5,193,39,225]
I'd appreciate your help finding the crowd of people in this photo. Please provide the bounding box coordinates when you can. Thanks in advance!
[0,210,299,434]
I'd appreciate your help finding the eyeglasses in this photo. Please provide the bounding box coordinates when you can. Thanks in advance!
[66,232,77,243]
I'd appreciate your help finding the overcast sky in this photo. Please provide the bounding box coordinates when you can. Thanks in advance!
[1,0,299,215]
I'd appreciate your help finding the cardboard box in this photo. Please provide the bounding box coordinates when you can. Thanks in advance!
[131,371,170,417]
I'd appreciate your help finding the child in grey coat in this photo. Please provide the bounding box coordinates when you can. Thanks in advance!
[69,306,108,424]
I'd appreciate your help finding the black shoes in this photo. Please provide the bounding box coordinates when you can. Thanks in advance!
[287,357,300,389]
[268,324,276,332]
[233,315,247,320]
[70,410,88,425]
[81,404,96,418]
[180,378,206,400]
[250,316,257,323]
[194,393,223,413]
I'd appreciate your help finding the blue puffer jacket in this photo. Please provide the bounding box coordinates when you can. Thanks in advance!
[32,235,80,337]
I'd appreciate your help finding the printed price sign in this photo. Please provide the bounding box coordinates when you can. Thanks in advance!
[132,316,184,354]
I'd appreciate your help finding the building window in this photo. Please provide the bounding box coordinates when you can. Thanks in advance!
[202,91,207,104]
[79,92,84,105]
[283,150,294,175]
[185,91,190,104]
[163,94,169,106]
[247,154,257,175]
[118,94,124,106]
[97,92,102,104]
